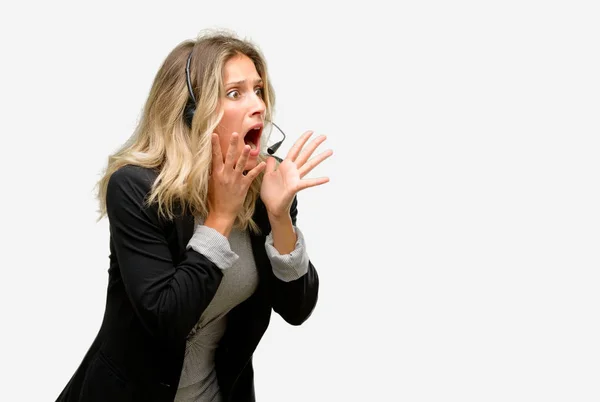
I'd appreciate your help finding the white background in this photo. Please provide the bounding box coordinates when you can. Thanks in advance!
[1,1,599,401]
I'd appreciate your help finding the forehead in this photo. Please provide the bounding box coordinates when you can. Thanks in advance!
[223,54,261,82]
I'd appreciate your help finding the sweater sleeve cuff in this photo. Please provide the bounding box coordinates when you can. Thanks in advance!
[187,225,239,270]
[265,226,309,282]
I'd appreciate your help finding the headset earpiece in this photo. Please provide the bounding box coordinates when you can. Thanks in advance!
[183,98,195,128]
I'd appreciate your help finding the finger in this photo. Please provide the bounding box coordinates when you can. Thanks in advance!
[225,132,240,170]
[297,177,330,191]
[236,145,251,172]
[211,133,224,170]
[298,149,333,178]
[244,148,260,171]
[286,130,314,162]
[295,134,327,168]
[244,161,267,182]
[265,156,277,174]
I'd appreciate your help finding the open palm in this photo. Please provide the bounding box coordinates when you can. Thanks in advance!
[260,130,333,218]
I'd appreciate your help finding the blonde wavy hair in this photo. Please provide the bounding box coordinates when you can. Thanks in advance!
[96,29,275,233]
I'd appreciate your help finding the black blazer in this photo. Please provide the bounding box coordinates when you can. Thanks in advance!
[56,165,319,402]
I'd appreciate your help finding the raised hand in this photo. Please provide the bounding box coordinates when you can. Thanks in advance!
[260,130,333,219]
[206,132,266,234]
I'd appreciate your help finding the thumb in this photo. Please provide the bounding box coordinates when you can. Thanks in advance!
[265,156,277,174]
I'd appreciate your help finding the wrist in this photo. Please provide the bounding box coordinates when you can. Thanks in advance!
[267,210,292,224]
[267,214,296,255]
[204,213,236,238]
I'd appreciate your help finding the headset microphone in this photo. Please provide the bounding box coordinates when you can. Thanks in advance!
[267,140,283,155]
[266,121,286,155]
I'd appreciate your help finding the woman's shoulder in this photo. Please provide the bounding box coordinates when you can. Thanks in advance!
[110,164,157,185]
[106,164,158,202]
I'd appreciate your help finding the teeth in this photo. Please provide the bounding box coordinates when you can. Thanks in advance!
[249,142,257,150]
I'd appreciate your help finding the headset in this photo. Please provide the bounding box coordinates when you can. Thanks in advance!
[184,50,286,155]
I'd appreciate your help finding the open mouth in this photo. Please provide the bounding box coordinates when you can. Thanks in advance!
[244,127,262,150]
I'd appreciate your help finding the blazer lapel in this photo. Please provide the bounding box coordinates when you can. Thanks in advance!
[249,196,272,283]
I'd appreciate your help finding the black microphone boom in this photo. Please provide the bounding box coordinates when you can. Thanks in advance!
[267,141,283,155]
[266,121,286,155]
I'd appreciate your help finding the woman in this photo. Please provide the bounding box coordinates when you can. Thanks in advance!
[56,29,332,402]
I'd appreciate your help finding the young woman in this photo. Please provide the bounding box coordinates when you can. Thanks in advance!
[56,29,332,402]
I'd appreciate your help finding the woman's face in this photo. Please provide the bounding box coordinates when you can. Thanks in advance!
[215,54,266,170]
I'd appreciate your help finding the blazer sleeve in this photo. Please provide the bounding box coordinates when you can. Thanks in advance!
[269,195,319,326]
[106,166,223,343]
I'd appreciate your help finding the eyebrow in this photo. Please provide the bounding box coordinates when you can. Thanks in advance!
[224,78,263,87]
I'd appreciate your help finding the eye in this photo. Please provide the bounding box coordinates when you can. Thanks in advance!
[255,87,264,97]
[226,90,240,99]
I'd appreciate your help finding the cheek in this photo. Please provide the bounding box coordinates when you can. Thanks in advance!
[216,105,245,159]
[219,106,238,130]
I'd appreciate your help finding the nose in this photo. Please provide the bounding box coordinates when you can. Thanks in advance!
[249,91,266,117]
